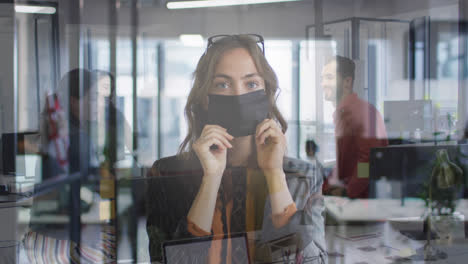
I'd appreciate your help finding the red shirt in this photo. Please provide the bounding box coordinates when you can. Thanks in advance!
[324,93,388,198]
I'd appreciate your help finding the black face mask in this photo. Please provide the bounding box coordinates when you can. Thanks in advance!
[207,89,270,137]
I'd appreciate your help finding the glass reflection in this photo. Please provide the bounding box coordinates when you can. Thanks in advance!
[2,0,468,263]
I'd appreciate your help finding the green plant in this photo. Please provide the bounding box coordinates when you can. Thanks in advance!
[415,148,465,260]
[419,149,464,215]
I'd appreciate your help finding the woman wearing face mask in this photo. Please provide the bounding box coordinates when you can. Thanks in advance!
[146,35,326,263]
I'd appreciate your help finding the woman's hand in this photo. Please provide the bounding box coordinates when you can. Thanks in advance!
[193,125,233,180]
[256,119,294,220]
[255,119,287,172]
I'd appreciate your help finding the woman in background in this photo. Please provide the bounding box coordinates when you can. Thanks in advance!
[26,69,119,263]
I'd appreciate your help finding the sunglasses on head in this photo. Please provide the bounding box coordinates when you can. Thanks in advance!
[205,34,265,55]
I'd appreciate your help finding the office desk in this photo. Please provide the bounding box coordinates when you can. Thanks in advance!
[326,224,468,264]
[324,196,468,223]
[324,196,468,263]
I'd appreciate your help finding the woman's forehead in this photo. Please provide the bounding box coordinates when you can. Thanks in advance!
[213,48,261,80]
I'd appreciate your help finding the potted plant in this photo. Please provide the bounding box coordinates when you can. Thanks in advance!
[418,148,464,260]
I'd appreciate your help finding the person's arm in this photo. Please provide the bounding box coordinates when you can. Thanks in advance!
[187,125,233,234]
[256,119,296,228]
[186,174,222,234]
[263,168,296,228]
[263,169,294,214]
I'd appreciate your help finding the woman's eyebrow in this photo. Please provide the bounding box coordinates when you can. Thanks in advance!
[241,73,261,79]
[213,74,232,80]
[213,73,261,80]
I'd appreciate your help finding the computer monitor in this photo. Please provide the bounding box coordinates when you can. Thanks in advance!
[369,144,468,198]
[1,132,42,193]
[1,132,40,175]
[1,133,18,176]
[384,100,432,132]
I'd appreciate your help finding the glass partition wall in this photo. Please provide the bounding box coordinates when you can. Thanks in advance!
[302,18,411,163]
[2,0,468,263]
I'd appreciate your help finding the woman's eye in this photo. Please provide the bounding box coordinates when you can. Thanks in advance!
[247,81,259,89]
[215,82,229,89]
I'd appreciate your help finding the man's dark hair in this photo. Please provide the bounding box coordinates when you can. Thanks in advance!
[305,139,318,156]
[334,55,355,82]
[464,121,468,139]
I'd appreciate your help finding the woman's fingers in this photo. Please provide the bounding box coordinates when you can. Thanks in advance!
[202,133,232,149]
[201,125,234,141]
[257,128,279,145]
[193,125,230,178]
[196,125,233,150]
[202,137,228,151]
[194,135,226,152]
[203,131,233,147]
[256,119,281,136]
[256,119,283,144]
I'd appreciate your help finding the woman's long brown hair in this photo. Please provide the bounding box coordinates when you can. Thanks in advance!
[178,35,287,157]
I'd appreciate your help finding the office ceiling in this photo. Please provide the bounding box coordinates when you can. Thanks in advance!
[31,0,458,39]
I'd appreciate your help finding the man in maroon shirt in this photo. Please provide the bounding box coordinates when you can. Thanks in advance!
[321,56,388,198]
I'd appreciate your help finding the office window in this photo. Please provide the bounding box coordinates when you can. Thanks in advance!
[137,38,159,167]
[299,40,336,163]
[264,40,296,157]
[91,37,159,168]
[90,38,109,165]
[431,34,459,137]
[16,13,58,132]
[161,41,204,157]
[93,39,110,72]
[114,38,136,168]
[265,41,293,120]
